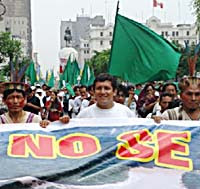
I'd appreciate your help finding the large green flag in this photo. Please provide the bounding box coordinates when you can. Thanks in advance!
[25,60,37,85]
[48,70,55,87]
[80,63,95,86]
[62,57,80,86]
[109,14,181,84]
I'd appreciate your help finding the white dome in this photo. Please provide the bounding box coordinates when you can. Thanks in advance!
[58,47,78,62]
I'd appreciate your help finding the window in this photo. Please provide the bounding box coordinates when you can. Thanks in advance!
[84,50,86,54]
[109,40,112,45]
[5,27,10,32]
[176,31,179,36]
[161,31,164,36]
[87,44,89,47]
[87,50,89,54]
[186,31,190,36]
[100,32,103,36]
[109,32,112,36]
[172,31,175,36]
[100,41,103,45]
[84,44,86,47]
[165,31,168,36]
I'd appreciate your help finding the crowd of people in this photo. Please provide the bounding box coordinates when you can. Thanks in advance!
[0,72,200,127]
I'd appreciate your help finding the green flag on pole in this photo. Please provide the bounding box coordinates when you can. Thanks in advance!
[25,60,37,85]
[80,63,95,86]
[62,57,80,86]
[71,59,80,85]
[48,70,55,87]
[109,13,181,84]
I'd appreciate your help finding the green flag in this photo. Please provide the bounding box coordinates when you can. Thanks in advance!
[59,73,64,89]
[62,57,80,86]
[71,59,80,85]
[25,60,37,85]
[80,63,95,86]
[65,83,75,96]
[48,70,55,87]
[109,14,181,84]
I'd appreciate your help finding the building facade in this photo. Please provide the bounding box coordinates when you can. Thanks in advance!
[0,0,32,57]
[146,16,197,45]
[60,15,113,68]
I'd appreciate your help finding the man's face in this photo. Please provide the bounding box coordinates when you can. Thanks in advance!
[160,96,173,112]
[94,80,115,109]
[46,90,51,97]
[180,85,200,110]
[165,85,177,98]
[74,88,80,96]
[4,91,26,113]
[115,91,126,104]
[80,87,88,99]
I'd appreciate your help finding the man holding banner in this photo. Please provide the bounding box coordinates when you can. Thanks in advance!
[77,73,136,118]
[0,82,50,127]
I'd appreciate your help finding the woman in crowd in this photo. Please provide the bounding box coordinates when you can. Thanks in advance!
[137,83,159,118]
[45,90,63,122]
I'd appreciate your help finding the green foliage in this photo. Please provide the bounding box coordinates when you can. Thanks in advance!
[193,0,200,31]
[0,32,22,63]
[0,32,30,81]
[88,49,111,76]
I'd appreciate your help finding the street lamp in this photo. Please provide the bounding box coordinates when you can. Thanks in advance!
[0,0,6,21]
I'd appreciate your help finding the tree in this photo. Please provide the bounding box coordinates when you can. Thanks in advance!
[193,0,200,32]
[88,49,110,76]
[0,32,22,63]
[0,32,30,81]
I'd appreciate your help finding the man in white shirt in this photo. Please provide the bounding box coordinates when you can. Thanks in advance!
[77,73,136,118]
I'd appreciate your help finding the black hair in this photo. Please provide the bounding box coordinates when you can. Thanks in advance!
[3,89,26,100]
[159,92,172,102]
[80,85,87,90]
[127,85,135,91]
[117,84,128,97]
[73,85,80,92]
[143,83,155,93]
[93,73,117,91]
[162,83,178,93]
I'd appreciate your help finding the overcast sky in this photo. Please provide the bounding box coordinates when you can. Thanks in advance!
[31,0,195,76]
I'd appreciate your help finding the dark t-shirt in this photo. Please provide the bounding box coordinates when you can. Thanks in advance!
[24,96,41,115]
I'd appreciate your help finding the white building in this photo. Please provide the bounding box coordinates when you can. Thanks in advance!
[146,16,197,45]
[79,23,113,68]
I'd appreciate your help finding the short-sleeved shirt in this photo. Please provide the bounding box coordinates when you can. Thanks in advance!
[77,102,136,118]
[0,111,41,124]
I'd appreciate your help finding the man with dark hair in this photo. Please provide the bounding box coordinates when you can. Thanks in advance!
[77,73,136,118]
[147,92,173,118]
[0,82,49,127]
[73,85,90,115]
[154,76,200,122]
[23,87,41,115]
[162,82,181,108]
